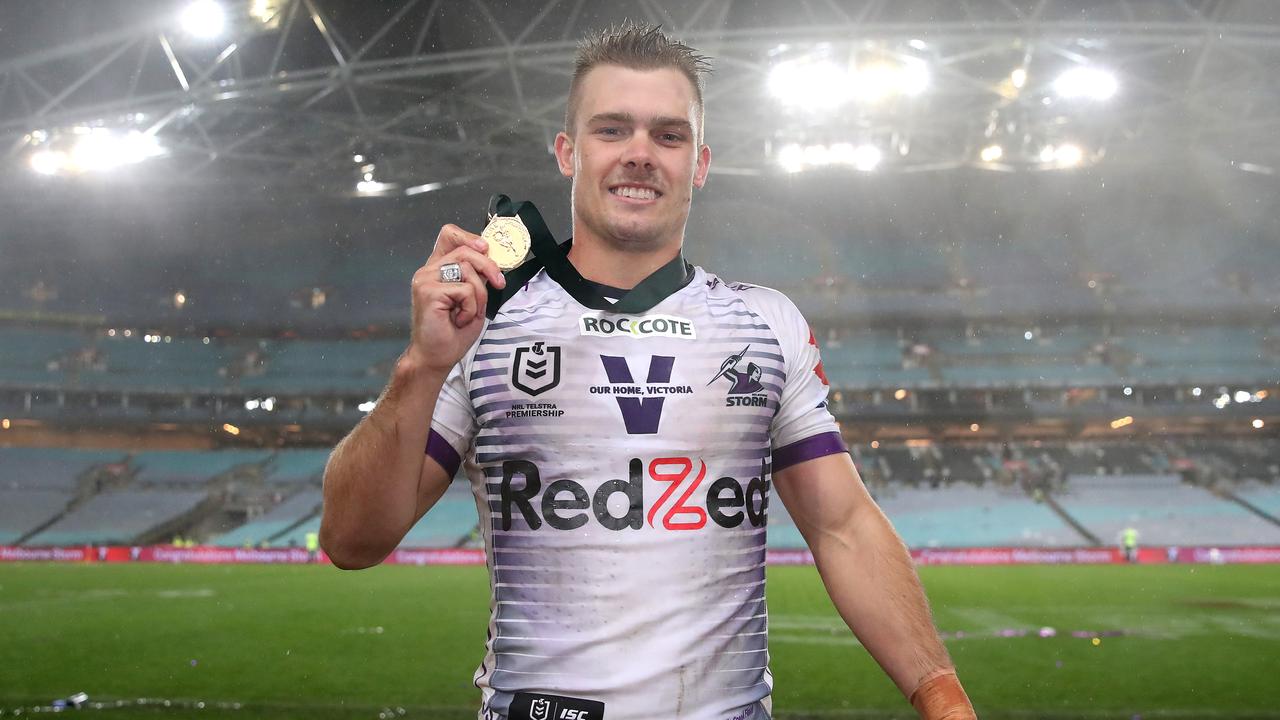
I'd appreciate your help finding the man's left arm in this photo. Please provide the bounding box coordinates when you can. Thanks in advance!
[774,451,976,719]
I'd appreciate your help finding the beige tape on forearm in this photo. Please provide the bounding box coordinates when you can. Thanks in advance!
[909,668,976,720]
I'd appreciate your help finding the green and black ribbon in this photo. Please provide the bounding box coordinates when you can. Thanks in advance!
[484,194,692,319]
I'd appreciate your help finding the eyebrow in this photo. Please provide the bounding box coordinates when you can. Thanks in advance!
[587,112,693,132]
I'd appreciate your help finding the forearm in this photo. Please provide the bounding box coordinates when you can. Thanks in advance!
[320,353,447,568]
[808,502,952,698]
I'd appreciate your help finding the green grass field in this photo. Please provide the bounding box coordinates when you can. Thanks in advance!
[2,562,1279,719]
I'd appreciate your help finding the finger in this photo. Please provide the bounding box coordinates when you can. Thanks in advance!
[440,245,507,289]
[431,224,487,259]
[433,281,478,326]
[437,259,488,327]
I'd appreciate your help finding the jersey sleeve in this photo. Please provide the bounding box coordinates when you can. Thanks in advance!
[742,287,845,472]
[424,337,482,478]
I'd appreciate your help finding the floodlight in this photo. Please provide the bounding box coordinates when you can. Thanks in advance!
[182,1,227,39]
[1254,419,1266,429]
[30,150,67,175]
[1010,68,1027,89]
[1054,144,1083,166]
[980,144,1003,163]
[1053,66,1118,101]
[851,144,881,171]
[802,145,831,167]
[776,144,805,173]
[768,59,849,110]
[898,61,930,97]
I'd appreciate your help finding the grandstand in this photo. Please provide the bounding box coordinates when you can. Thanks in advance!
[2,3,1280,718]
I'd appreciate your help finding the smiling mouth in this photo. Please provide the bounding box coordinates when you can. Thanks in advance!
[609,185,661,201]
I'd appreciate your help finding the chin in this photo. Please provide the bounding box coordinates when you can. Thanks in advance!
[604,222,667,251]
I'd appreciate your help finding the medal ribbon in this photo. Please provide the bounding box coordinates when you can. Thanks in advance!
[484,194,692,319]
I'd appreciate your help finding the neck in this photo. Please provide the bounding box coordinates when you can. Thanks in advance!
[566,235,682,289]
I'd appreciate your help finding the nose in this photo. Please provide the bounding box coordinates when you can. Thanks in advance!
[619,133,656,171]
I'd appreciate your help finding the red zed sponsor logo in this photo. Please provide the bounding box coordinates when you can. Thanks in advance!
[647,457,708,530]
[498,457,769,532]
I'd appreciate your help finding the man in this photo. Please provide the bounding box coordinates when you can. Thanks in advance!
[321,24,974,720]
[1122,526,1139,563]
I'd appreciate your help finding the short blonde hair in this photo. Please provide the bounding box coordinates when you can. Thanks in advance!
[565,22,713,140]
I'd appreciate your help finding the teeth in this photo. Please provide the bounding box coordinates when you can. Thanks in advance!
[613,186,657,200]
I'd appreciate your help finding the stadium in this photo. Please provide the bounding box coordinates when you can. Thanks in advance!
[1,0,1278,717]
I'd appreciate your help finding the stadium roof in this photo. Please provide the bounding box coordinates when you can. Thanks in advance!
[2,0,1279,198]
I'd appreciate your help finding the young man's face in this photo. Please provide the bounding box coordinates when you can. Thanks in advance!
[555,65,711,254]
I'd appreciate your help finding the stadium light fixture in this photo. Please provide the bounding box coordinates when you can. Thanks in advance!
[850,61,926,102]
[1,418,9,430]
[181,1,227,40]
[851,144,882,172]
[1010,68,1027,89]
[970,423,980,432]
[358,400,377,413]
[222,423,240,435]
[768,54,929,111]
[1254,419,1266,429]
[777,144,805,173]
[29,150,68,175]
[1234,390,1252,403]
[1053,66,1118,101]
[768,58,850,110]
[1123,386,1133,396]
[1038,143,1085,169]
[1054,144,1084,167]
[774,142,881,173]
[1110,416,1133,429]
[30,129,166,176]
[1191,386,1202,397]
[980,145,1004,163]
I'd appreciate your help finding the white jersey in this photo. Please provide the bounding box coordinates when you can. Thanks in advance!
[426,262,843,720]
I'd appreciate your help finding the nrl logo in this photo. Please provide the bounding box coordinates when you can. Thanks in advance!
[511,342,561,397]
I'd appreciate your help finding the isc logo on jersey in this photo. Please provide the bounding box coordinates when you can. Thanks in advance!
[579,313,696,339]
[498,457,769,532]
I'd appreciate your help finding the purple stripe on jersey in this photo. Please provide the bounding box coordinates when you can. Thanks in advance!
[425,428,461,476]
[469,383,508,400]
[773,431,846,473]
[469,366,507,380]
[474,352,511,362]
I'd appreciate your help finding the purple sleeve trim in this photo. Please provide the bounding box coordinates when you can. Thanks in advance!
[425,429,462,477]
[773,431,846,473]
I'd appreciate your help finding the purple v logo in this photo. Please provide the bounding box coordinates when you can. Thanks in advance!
[600,355,675,435]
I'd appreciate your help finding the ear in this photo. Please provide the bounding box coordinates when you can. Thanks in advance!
[692,143,711,189]
[554,131,575,179]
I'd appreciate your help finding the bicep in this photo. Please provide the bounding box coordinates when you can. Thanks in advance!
[413,454,455,523]
[774,452,877,545]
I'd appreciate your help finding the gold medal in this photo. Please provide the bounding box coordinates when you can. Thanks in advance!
[481,214,531,271]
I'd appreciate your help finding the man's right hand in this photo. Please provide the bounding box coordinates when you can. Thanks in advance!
[405,224,507,375]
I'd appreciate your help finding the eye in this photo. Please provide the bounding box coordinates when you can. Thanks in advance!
[596,127,623,137]
[659,132,684,143]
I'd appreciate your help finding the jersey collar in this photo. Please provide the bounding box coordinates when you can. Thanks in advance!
[486,237,693,318]
[484,195,693,318]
